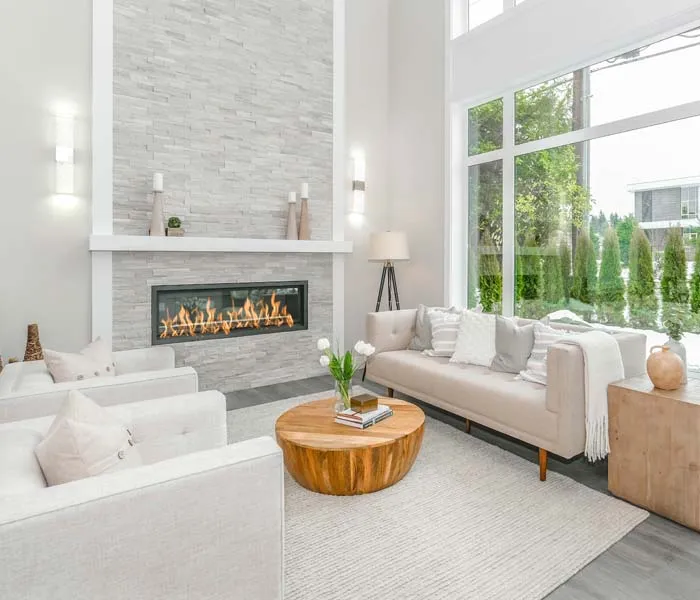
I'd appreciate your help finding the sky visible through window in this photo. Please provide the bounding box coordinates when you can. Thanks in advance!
[588,31,700,219]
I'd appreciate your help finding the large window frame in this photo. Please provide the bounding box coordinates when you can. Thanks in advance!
[449,29,700,316]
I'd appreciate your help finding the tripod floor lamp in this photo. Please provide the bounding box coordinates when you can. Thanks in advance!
[369,231,410,311]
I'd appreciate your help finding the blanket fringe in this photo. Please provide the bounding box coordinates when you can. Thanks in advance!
[585,416,609,463]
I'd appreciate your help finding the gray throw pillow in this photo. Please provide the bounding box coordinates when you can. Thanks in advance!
[490,316,535,374]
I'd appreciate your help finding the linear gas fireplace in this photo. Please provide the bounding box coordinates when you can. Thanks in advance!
[152,281,308,345]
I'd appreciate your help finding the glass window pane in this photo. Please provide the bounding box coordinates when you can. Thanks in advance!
[515,28,700,146]
[589,28,700,126]
[468,98,503,156]
[511,116,700,368]
[514,144,586,319]
[469,0,502,30]
[515,72,584,144]
[468,160,503,312]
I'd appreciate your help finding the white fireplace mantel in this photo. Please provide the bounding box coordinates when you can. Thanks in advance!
[89,235,353,254]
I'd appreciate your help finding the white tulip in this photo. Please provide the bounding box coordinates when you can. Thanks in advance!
[317,338,331,351]
[354,341,367,354]
[363,344,376,357]
[319,355,330,367]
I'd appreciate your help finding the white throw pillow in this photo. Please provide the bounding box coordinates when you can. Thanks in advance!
[35,390,142,486]
[450,312,497,367]
[43,338,117,384]
[0,430,48,496]
[519,322,575,385]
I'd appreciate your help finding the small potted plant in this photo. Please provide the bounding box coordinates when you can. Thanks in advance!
[317,338,375,413]
[664,315,687,384]
[166,216,184,237]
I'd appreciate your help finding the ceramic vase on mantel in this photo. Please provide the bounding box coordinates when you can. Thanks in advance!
[149,192,166,237]
[298,183,311,240]
[286,192,298,240]
[665,337,688,384]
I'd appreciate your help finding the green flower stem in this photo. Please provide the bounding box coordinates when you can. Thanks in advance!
[336,378,352,409]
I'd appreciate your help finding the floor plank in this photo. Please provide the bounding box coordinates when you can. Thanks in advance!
[226,376,700,599]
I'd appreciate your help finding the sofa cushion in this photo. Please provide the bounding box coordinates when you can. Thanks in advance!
[44,338,116,384]
[0,430,47,496]
[16,371,55,391]
[369,350,557,442]
[491,316,535,374]
[35,390,142,486]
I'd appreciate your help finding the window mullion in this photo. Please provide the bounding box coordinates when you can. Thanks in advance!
[502,93,515,317]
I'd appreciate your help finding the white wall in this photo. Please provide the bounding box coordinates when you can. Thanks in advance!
[344,0,391,343]
[452,0,700,104]
[0,0,92,359]
[387,0,447,309]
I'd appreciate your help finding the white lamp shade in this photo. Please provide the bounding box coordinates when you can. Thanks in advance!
[368,231,410,262]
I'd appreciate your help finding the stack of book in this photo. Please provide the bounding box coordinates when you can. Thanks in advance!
[335,404,394,429]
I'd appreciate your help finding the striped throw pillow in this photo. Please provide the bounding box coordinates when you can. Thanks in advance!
[519,322,574,385]
[424,311,463,357]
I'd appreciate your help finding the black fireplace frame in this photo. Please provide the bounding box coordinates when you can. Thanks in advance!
[151,280,309,346]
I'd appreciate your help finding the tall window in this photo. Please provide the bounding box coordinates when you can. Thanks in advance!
[457,27,700,370]
[452,0,530,37]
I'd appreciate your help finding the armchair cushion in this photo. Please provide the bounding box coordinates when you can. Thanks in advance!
[35,391,142,486]
[0,430,46,496]
[44,338,116,383]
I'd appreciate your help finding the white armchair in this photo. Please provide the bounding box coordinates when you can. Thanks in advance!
[0,391,284,600]
[0,346,199,423]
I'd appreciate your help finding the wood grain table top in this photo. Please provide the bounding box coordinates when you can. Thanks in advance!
[275,397,425,450]
[609,375,700,406]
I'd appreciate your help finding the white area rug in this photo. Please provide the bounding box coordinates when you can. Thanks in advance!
[227,389,648,600]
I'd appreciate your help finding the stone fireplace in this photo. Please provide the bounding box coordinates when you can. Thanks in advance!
[152,281,308,345]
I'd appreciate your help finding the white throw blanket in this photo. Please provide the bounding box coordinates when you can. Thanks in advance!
[558,330,624,462]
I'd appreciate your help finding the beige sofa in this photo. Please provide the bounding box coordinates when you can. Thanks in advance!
[366,309,646,480]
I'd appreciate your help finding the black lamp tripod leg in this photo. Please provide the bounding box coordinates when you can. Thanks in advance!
[389,265,401,310]
[387,263,394,311]
[375,264,388,312]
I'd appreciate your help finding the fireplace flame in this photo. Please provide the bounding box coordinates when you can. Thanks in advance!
[159,292,295,339]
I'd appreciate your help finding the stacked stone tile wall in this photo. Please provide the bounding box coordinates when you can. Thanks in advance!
[112,0,334,391]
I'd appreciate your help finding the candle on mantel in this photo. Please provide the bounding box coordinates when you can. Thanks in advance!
[288,191,297,203]
[301,182,309,199]
[153,173,164,193]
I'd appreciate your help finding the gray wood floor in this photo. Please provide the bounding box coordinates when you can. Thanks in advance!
[226,376,700,599]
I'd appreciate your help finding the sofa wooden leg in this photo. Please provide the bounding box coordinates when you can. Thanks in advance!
[539,448,548,482]
[387,387,394,398]
[465,419,471,434]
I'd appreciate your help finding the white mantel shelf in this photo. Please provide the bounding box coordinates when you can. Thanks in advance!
[89,235,353,254]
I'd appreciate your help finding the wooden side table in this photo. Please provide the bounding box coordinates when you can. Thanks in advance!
[608,376,700,531]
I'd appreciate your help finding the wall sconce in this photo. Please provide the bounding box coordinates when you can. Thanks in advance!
[351,150,366,216]
[55,113,75,195]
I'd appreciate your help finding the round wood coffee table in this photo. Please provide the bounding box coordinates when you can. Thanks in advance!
[275,397,425,496]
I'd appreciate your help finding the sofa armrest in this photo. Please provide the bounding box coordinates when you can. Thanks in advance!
[545,343,586,459]
[366,309,417,354]
[114,346,176,374]
[0,367,199,423]
[0,437,284,600]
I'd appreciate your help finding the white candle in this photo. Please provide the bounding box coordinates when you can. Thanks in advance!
[288,191,297,203]
[153,173,164,193]
[301,182,309,199]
